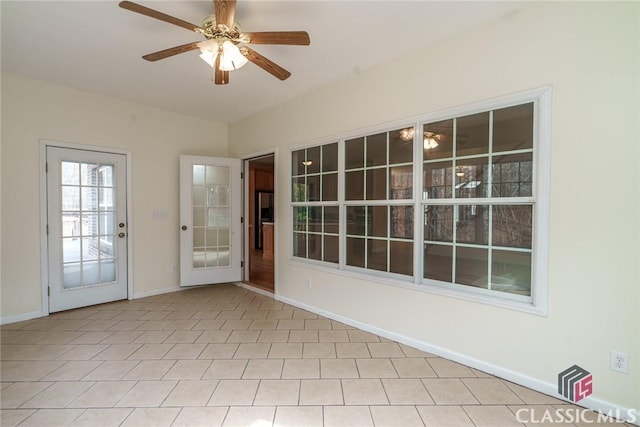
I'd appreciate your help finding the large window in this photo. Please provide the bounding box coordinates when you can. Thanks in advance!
[423,103,534,297]
[290,89,550,311]
[344,129,414,276]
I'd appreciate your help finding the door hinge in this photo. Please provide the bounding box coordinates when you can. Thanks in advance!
[45,162,48,173]
[241,261,245,268]
[241,172,244,179]
[47,287,50,296]
[46,224,49,235]
[241,216,244,224]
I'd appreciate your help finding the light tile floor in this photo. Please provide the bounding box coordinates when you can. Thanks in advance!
[0,284,626,426]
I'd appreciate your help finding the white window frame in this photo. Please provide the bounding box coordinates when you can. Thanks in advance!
[289,87,551,315]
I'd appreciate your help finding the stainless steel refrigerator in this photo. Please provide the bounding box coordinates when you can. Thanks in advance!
[256,192,274,249]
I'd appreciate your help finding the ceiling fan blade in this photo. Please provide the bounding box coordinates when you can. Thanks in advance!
[142,42,200,62]
[214,0,237,30]
[214,55,230,85]
[119,1,201,32]
[243,31,310,45]
[243,47,291,81]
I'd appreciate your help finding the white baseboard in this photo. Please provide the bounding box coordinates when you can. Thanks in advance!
[236,282,274,298]
[275,294,639,426]
[0,310,46,325]
[133,286,184,299]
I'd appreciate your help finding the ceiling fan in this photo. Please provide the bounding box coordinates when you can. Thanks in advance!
[119,0,310,85]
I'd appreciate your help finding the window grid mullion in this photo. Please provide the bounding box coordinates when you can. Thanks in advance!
[487,110,494,290]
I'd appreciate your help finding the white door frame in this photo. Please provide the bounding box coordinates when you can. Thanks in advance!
[39,139,134,315]
[241,147,279,295]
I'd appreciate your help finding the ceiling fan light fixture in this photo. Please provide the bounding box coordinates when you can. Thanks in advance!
[197,39,219,67]
[423,132,440,150]
[219,40,248,71]
[399,128,414,141]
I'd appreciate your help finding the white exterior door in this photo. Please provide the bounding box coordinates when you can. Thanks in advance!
[47,147,128,312]
[180,156,242,286]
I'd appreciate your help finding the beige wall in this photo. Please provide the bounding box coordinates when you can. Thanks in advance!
[230,2,639,413]
[1,73,228,317]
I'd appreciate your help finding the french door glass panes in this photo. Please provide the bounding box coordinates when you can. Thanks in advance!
[192,164,231,268]
[60,161,117,288]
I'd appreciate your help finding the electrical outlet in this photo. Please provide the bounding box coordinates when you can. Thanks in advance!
[610,351,629,373]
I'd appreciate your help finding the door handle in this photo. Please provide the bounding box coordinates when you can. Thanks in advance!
[118,232,126,238]
[181,225,188,231]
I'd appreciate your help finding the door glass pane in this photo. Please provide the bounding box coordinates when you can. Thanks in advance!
[62,213,81,237]
[81,163,98,186]
[218,228,230,246]
[192,163,231,269]
[61,162,80,185]
[100,236,115,258]
[63,238,81,262]
[81,187,98,211]
[100,260,116,283]
[62,187,80,210]
[59,159,120,290]
[82,261,100,286]
[63,263,82,288]
[193,228,205,247]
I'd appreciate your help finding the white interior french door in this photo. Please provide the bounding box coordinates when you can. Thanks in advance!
[46,146,128,312]
[180,155,242,286]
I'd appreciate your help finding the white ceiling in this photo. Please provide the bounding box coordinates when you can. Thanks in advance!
[1,1,524,124]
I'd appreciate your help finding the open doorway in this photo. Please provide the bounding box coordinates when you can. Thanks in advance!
[245,154,275,292]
